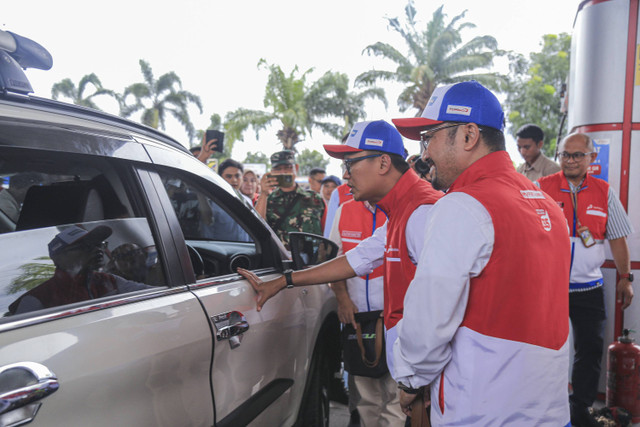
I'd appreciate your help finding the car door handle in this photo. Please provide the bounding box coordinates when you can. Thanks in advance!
[212,310,250,342]
[216,321,249,341]
[0,361,59,424]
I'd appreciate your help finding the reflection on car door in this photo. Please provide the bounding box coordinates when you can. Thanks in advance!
[193,274,308,426]
[0,151,216,426]
[150,169,309,425]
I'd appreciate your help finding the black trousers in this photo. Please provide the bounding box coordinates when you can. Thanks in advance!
[569,286,606,408]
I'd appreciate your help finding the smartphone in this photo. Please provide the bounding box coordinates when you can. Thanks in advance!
[205,129,224,153]
[270,173,294,187]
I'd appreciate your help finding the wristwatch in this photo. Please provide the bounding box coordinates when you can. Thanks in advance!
[620,272,634,282]
[397,381,420,394]
[283,269,295,289]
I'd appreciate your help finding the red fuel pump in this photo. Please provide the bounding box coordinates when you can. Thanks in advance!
[606,329,640,423]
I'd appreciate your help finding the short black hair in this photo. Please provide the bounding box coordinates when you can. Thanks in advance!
[309,168,326,177]
[480,126,506,152]
[516,124,544,143]
[189,146,201,154]
[388,153,410,174]
[218,158,244,176]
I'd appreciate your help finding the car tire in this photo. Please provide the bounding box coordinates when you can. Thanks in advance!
[300,355,330,427]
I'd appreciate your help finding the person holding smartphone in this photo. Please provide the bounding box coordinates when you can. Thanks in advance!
[255,150,324,249]
[191,130,223,164]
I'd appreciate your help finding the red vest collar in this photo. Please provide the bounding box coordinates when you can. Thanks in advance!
[448,151,513,192]
[376,169,422,218]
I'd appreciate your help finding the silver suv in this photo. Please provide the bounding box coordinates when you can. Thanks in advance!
[0,30,341,427]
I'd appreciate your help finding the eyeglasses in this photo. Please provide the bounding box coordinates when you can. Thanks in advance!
[558,151,595,161]
[419,123,466,151]
[343,154,383,174]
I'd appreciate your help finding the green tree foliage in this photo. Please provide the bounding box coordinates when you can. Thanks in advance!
[51,73,116,110]
[8,257,55,295]
[243,151,270,165]
[356,2,506,116]
[224,59,386,151]
[296,149,330,176]
[120,60,203,142]
[505,33,571,157]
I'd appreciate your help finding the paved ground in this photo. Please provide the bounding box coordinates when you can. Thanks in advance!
[329,401,351,427]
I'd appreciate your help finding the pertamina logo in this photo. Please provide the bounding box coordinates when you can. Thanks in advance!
[520,190,545,199]
[536,209,552,231]
[342,230,362,238]
[446,105,472,116]
[365,138,384,147]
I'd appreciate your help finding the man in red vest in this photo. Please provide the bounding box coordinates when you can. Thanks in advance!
[328,195,407,426]
[538,132,634,426]
[237,120,442,410]
[390,80,572,426]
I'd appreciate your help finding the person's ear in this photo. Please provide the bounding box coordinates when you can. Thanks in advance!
[379,154,392,174]
[295,164,299,174]
[462,123,481,151]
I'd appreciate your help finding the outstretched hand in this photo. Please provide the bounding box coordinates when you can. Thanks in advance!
[237,268,286,311]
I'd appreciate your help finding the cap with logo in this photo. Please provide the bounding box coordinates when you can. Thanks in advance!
[48,225,112,257]
[392,80,504,140]
[323,120,406,159]
[270,150,296,166]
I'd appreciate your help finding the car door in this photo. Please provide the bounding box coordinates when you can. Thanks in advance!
[146,164,310,427]
[0,141,215,426]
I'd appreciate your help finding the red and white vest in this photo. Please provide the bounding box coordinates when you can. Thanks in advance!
[430,151,571,425]
[451,152,570,349]
[376,169,442,329]
[339,200,386,312]
[539,171,609,286]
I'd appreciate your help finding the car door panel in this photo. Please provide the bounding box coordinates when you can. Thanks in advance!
[191,272,308,426]
[0,291,213,426]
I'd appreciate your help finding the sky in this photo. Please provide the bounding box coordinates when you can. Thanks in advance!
[4,0,581,176]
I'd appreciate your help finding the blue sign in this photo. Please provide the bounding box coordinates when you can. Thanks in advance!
[589,139,609,182]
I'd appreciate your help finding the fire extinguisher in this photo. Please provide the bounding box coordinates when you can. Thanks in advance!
[606,329,640,423]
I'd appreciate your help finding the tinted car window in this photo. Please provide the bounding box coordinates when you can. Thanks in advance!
[0,150,164,319]
[158,171,259,279]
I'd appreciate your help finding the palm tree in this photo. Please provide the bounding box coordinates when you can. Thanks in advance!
[356,2,506,116]
[224,59,386,151]
[120,60,203,142]
[51,73,116,110]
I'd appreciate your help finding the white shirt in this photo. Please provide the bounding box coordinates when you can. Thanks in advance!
[393,192,494,386]
[344,203,435,375]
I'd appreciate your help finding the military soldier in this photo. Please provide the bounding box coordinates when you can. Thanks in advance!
[256,150,325,248]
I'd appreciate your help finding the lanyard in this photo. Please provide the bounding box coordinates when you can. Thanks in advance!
[569,187,583,235]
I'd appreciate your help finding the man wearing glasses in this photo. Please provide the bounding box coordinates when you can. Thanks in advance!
[237,120,442,418]
[538,132,634,427]
[390,81,572,426]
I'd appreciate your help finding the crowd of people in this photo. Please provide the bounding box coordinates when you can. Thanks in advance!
[192,81,634,427]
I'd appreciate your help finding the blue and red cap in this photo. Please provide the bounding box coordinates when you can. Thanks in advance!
[323,120,406,159]
[392,80,505,140]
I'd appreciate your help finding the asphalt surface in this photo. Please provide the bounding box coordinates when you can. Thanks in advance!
[329,402,351,427]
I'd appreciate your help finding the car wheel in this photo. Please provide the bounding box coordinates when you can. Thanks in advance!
[301,356,330,427]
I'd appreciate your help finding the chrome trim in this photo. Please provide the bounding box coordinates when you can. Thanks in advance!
[188,268,276,290]
[0,286,189,333]
[0,362,59,416]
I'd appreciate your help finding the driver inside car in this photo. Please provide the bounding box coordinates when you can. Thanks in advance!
[9,225,150,315]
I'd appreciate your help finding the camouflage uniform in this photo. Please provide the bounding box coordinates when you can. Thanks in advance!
[266,185,325,248]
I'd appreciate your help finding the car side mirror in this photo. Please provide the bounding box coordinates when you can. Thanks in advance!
[288,232,339,270]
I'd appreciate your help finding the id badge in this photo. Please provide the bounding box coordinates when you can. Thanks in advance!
[577,226,596,248]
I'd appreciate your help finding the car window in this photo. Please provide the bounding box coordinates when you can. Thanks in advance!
[157,170,259,280]
[0,150,165,320]
[159,173,253,243]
